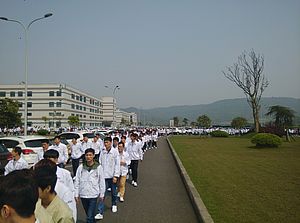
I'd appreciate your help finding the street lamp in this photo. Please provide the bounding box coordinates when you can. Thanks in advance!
[105,85,120,127]
[0,13,53,136]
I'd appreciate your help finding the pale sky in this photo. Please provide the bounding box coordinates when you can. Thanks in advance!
[0,0,299,109]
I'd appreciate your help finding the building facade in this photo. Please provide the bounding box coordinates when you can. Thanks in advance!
[0,84,103,128]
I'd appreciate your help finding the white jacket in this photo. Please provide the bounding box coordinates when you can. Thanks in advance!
[56,167,75,195]
[99,147,120,179]
[127,140,143,161]
[118,151,131,176]
[74,162,106,198]
[49,143,68,164]
[4,157,28,175]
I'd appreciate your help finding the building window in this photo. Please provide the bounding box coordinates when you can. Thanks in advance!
[83,107,86,111]
[71,94,75,99]
[71,104,75,109]
[76,95,79,100]
[49,102,54,107]
[27,113,32,116]
[27,91,32,97]
[84,97,86,103]
[0,92,6,97]
[83,115,86,118]
[56,102,62,107]
[79,106,82,110]
[49,112,54,116]
[80,95,82,101]
[49,91,55,96]
[18,102,23,108]
[56,91,62,96]
[76,105,79,110]
[27,102,32,108]
[18,91,23,97]
[10,92,15,97]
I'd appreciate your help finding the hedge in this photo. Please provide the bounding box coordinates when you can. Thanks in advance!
[210,130,229,137]
[251,133,282,147]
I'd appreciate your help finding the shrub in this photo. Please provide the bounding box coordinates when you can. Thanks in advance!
[37,129,49,136]
[210,130,229,137]
[251,133,282,148]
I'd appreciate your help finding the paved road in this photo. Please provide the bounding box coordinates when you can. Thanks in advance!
[76,137,199,223]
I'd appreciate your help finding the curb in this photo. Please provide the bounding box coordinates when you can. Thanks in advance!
[166,137,214,223]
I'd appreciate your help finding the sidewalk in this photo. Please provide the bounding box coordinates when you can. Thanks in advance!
[77,137,199,223]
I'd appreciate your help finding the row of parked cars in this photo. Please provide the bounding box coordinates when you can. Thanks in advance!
[0,131,105,175]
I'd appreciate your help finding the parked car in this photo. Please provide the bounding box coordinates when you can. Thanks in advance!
[0,144,12,175]
[0,136,47,165]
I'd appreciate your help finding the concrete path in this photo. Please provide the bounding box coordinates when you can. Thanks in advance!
[77,137,199,223]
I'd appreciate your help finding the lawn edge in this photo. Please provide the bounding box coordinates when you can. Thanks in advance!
[166,136,214,223]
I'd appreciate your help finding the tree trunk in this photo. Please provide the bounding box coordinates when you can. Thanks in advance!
[251,100,260,133]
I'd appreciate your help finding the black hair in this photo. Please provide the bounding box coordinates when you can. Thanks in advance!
[113,137,119,142]
[104,137,112,142]
[41,139,49,144]
[34,159,57,193]
[0,169,38,218]
[54,135,61,140]
[13,146,22,155]
[121,135,126,140]
[85,148,95,154]
[43,149,59,159]
[118,142,125,147]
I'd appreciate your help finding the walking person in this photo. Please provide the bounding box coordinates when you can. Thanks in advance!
[117,142,131,202]
[127,133,143,187]
[96,137,120,219]
[70,138,82,176]
[4,146,28,175]
[48,136,68,168]
[36,139,50,162]
[74,148,105,223]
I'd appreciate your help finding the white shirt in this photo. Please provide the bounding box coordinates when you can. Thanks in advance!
[91,141,101,155]
[127,140,144,161]
[99,147,120,179]
[56,167,75,195]
[70,142,82,159]
[74,163,106,198]
[118,151,131,176]
[80,141,93,154]
[49,143,68,164]
[55,181,77,221]
[4,157,28,175]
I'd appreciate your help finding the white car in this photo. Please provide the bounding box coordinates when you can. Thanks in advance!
[0,136,47,165]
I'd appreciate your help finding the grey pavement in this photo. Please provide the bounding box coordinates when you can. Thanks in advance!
[77,137,199,223]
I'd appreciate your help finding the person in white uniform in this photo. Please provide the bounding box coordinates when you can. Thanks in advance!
[4,147,28,175]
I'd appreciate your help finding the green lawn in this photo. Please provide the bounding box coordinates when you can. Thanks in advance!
[169,136,300,223]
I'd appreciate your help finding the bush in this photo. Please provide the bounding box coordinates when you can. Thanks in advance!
[37,129,49,136]
[210,130,229,137]
[251,133,282,147]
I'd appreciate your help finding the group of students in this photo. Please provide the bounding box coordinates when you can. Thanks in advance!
[1,129,159,223]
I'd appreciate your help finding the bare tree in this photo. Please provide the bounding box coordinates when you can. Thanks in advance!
[223,50,269,133]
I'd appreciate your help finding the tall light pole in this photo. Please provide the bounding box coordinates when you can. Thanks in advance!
[105,85,120,127]
[0,13,53,135]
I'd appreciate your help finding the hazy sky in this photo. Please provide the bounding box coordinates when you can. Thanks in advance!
[0,0,299,109]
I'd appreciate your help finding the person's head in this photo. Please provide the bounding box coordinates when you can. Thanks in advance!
[85,148,95,163]
[118,142,125,153]
[54,136,61,145]
[11,147,22,159]
[34,159,57,199]
[95,133,100,139]
[0,169,38,223]
[130,133,137,142]
[104,137,112,149]
[93,136,98,142]
[41,139,49,151]
[43,149,59,164]
[71,138,77,144]
[113,137,119,147]
[121,136,126,143]
[83,135,88,142]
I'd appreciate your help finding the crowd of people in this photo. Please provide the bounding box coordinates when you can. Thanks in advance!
[0,129,160,223]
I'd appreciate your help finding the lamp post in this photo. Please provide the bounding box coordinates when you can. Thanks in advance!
[0,13,53,136]
[105,85,120,127]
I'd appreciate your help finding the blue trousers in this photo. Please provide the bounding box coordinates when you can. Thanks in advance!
[97,178,117,214]
[81,197,97,223]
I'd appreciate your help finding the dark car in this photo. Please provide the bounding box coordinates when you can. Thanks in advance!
[0,144,12,175]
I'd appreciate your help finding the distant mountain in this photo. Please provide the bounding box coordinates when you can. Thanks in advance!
[122,97,300,125]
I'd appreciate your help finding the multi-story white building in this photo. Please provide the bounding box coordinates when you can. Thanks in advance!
[0,84,103,128]
[115,109,138,126]
[100,96,116,127]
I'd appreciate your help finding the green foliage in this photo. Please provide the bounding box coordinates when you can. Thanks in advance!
[37,129,49,136]
[266,105,295,128]
[210,130,229,137]
[0,98,22,128]
[197,114,211,128]
[231,117,247,129]
[173,116,179,127]
[182,118,189,126]
[251,133,282,147]
[68,115,80,127]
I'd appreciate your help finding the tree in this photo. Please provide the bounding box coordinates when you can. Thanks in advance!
[190,121,198,128]
[197,115,211,128]
[223,50,269,133]
[182,118,189,126]
[41,116,48,127]
[231,117,247,129]
[173,116,179,127]
[68,115,79,127]
[266,105,295,141]
[0,98,22,128]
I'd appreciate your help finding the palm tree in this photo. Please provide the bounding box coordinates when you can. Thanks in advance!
[183,118,189,126]
[266,105,295,141]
